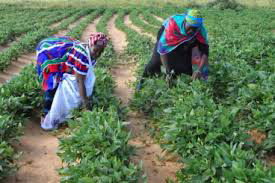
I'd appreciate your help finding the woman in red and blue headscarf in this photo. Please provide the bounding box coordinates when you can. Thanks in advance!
[36,33,109,129]
[138,9,209,89]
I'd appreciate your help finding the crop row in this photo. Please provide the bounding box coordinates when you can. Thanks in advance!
[57,9,142,182]
[0,8,96,179]
[0,7,142,181]
[0,8,75,45]
[0,6,274,182]
[116,7,274,182]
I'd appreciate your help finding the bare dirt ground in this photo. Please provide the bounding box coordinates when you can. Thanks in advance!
[246,129,275,166]
[2,16,90,183]
[0,38,20,53]
[266,154,275,166]
[57,15,87,37]
[0,53,36,86]
[81,16,101,42]
[124,15,156,42]
[107,15,127,54]
[153,15,164,23]
[3,116,61,183]
[140,15,159,28]
[0,16,70,53]
[109,15,182,183]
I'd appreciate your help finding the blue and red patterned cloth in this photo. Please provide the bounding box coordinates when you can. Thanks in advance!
[36,36,95,91]
[157,14,208,55]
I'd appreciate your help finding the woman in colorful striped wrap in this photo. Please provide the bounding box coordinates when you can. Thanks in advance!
[36,33,108,129]
[137,9,209,89]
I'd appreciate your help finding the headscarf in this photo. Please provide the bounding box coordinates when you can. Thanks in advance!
[88,32,109,47]
[185,9,203,27]
[157,9,208,55]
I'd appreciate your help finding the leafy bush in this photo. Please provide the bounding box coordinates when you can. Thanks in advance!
[207,0,243,10]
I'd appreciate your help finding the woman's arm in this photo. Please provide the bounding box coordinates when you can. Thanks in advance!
[192,41,209,80]
[160,54,171,74]
[76,73,89,108]
[160,54,175,87]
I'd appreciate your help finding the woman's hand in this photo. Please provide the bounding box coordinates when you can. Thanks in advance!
[192,71,201,80]
[76,73,89,107]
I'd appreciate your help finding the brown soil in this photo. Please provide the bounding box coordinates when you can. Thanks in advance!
[153,15,164,23]
[56,16,87,37]
[0,38,21,52]
[246,129,275,166]
[3,115,62,183]
[0,38,20,53]
[0,53,36,86]
[107,15,128,54]
[124,15,156,42]
[49,20,64,29]
[0,45,9,52]
[109,15,181,183]
[81,16,101,42]
[140,15,159,28]
[266,154,275,166]
[247,129,267,145]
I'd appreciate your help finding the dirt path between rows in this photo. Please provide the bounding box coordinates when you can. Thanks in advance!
[3,116,61,183]
[0,38,20,53]
[124,15,156,42]
[153,15,164,23]
[58,16,88,37]
[108,15,181,183]
[107,15,127,54]
[81,16,101,41]
[2,17,89,183]
[140,15,159,28]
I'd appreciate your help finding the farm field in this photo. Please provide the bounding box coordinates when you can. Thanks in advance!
[0,0,274,182]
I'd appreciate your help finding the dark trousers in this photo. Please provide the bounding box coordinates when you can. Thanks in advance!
[142,26,194,78]
[43,88,57,116]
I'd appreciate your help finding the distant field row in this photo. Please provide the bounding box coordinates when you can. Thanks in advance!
[0,0,274,8]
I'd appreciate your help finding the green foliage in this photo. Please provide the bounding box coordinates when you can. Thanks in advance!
[0,64,42,179]
[57,9,142,182]
[0,8,79,71]
[67,10,103,39]
[0,4,274,182]
[207,0,244,10]
[0,141,16,178]
[127,7,274,182]
[180,143,275,183]
[129,10,158,35]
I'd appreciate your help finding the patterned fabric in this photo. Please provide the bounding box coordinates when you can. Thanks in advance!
[88,32,109,47]
[158,14,208,55]
[185,9,203,27]
[36,36,96,91]
[192,47,209,80]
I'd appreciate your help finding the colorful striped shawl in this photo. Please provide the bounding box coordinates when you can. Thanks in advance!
[36,36,95,91]
[158,14,208,55]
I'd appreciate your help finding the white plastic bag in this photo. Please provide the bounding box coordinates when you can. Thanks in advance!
[41,67,95,130]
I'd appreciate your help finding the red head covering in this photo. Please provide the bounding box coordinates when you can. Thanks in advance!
[88,32,109,47]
